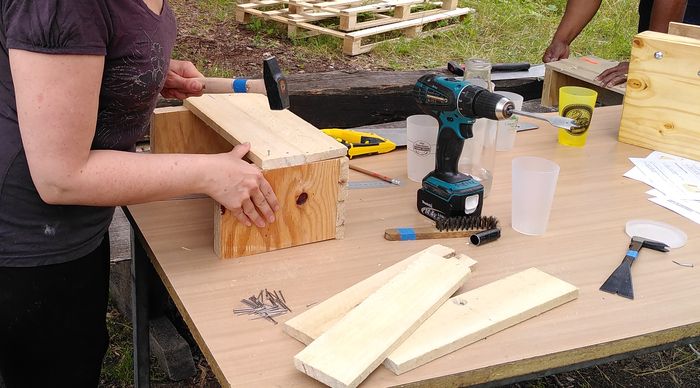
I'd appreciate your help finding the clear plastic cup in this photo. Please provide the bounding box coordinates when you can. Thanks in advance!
[460,119,497,196]
[495,91,524,151]
[511,156,560,235]
[407,115,439,182]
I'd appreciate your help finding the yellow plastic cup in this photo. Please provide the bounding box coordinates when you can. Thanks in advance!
[557,86,598,147]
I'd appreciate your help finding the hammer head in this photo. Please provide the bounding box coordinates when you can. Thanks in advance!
[263,56,290,110]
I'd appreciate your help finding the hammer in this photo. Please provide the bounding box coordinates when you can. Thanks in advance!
[198,56,289,110]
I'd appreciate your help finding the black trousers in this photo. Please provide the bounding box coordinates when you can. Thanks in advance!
[0,236,111,388]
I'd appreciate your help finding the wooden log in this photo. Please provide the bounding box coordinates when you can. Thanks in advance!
[293,245,475,388]
[287,70,544,128]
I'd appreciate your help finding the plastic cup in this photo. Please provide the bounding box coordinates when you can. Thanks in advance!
[460,119,497,197]
[495,91,524,151]
[511,156,560,235]
[407,115,439,182]
[558,86,597,147]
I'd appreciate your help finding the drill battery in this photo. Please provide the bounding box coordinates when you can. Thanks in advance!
[417,173,483,222]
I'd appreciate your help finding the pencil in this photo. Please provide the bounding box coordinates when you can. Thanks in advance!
[349,165,401,185]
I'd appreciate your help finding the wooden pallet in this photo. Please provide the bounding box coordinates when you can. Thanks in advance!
[236,0,472,55]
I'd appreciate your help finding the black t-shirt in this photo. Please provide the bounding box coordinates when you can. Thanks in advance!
[0,1,177,266]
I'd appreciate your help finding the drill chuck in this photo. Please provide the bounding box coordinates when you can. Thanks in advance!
[458,85,515,120]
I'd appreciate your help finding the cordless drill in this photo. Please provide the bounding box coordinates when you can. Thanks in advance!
[413,74,514,221]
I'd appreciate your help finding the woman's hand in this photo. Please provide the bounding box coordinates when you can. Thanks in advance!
[208,143,280,228]
[161,59,205,99]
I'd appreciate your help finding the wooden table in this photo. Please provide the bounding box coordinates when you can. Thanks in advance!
[125,105,700,387]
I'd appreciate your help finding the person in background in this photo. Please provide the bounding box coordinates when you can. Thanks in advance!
[0,1,279,386]
[543,0,697,87]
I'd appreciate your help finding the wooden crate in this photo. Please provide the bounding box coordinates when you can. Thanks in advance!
[150,94,348,258]
[541,56,625,107]
[619,27,700,161]
[235,0,472,55]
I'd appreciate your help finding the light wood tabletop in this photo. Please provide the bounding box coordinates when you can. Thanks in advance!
[126,105,700,387]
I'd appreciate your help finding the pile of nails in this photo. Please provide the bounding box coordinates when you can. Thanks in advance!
[233,289,291,324]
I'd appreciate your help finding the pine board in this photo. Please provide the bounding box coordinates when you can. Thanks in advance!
[283,245,476,343]
[150,106,232,154]
[385,267,579,374]
[293,245,474,388]
[619,31,700,161]
[668,22,700,40]
[183,94,347,170]
[541,56,625,107]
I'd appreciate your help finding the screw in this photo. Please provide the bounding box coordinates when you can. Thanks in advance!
[654,51,664,60]
[697,70,700,77]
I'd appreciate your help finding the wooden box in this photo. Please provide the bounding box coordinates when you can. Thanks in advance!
[541,56,625,107]
[150,94,348,258]
[619,26,700,161]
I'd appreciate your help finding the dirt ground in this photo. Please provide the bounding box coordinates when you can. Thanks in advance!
[169,0,387,77]
[121,2,700,387]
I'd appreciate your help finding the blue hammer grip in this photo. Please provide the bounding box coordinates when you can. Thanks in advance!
[233,78,247,93]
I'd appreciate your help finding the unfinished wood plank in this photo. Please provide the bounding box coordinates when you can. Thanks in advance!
[283,244,475,343]
[214,157,342,258]
[184,94,346,170]
[385,268,579,374]
[619,31,700,160]
[150,106,232,154]
[294,246,474,388]
[668,22,700,40]
[343,7,471,55]
[346,7,470,38]
[541,56,625,107]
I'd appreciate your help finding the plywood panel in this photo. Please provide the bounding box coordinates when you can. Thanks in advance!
[184,94,347,169]
[215,158,342,258]
[294,246,474,388]
[619,31,700,160]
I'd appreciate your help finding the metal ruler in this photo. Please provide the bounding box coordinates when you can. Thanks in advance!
[348,180,395,189]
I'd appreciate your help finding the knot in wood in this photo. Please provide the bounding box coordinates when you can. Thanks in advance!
[296,192,309,206]
[627,78,645,90]
[660,122,675,134]
[632,38,643,48]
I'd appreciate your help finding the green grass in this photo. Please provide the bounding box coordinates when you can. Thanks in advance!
[286,0,639,68]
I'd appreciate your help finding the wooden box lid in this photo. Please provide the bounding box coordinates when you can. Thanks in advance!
[184,94,347,170]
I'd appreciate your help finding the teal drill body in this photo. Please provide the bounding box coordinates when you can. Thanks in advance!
[413,74,513,222]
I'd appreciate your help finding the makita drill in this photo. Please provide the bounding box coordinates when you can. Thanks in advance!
[413,74,514,221]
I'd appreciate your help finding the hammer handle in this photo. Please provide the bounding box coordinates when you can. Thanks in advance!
[201,77,236,93]
[199,78,266,95]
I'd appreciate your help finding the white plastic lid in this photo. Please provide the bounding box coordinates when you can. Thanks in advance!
[625,219,688,249]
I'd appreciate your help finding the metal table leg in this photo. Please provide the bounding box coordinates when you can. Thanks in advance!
[131,226,150,388]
